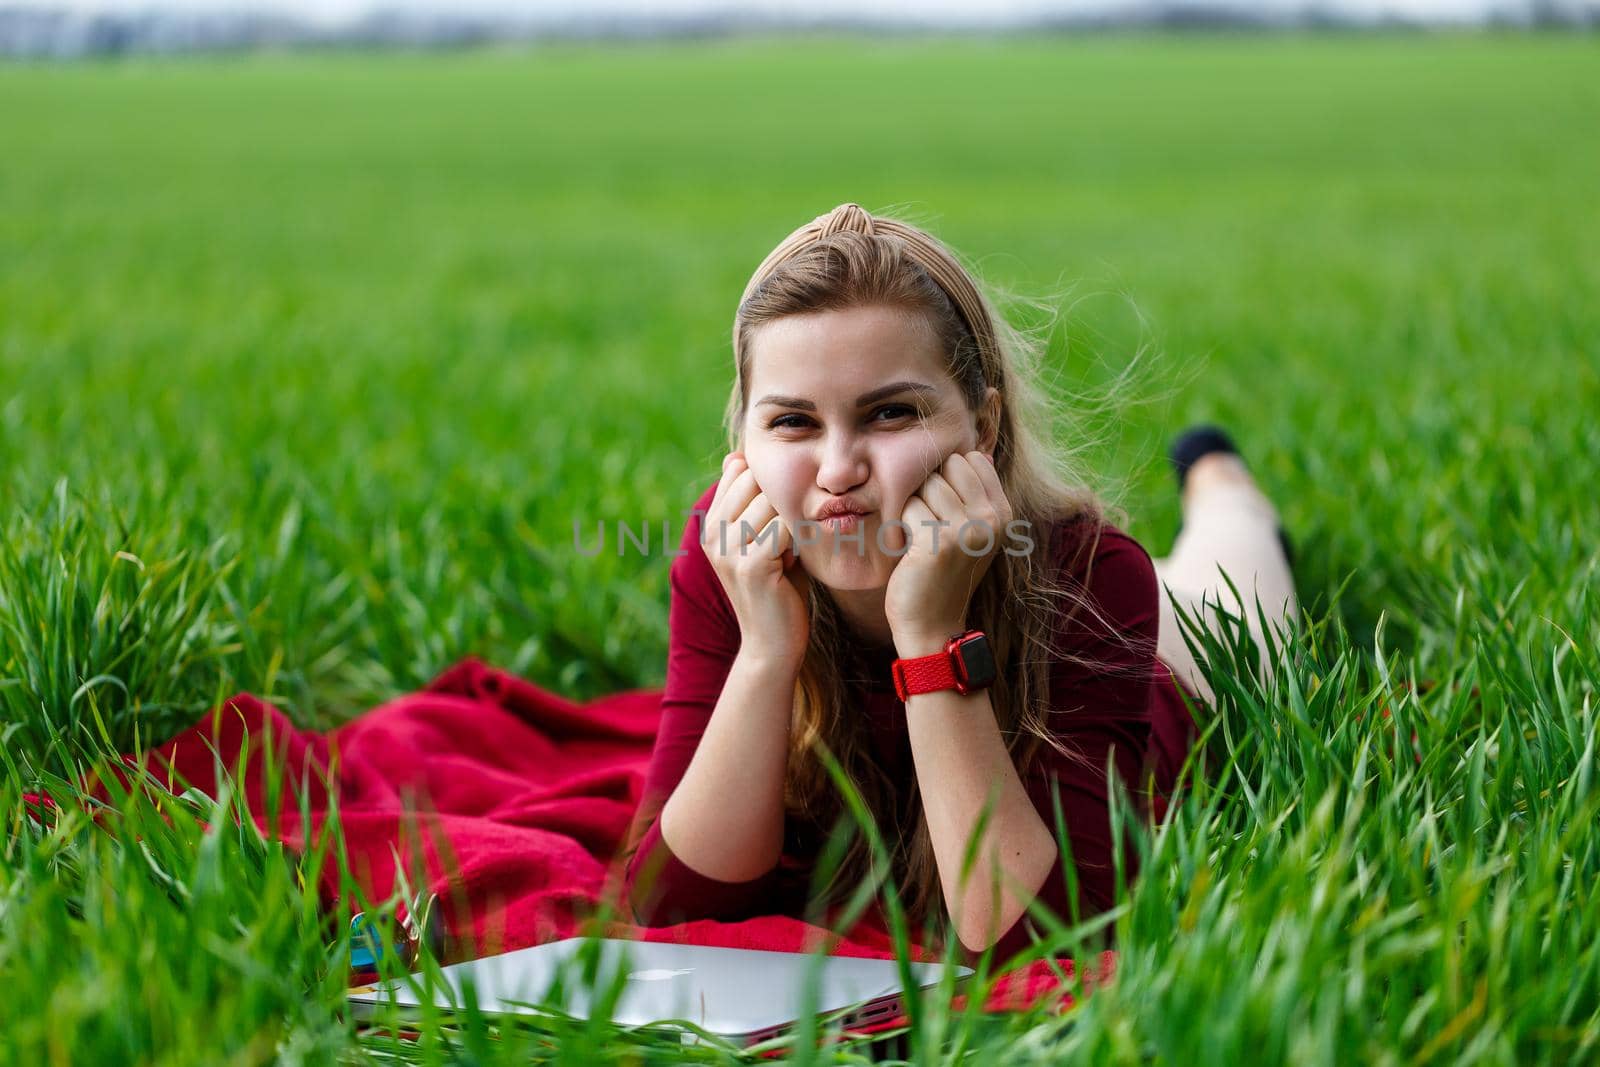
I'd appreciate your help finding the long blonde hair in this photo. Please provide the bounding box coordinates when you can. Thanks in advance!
[727,203,1142,942]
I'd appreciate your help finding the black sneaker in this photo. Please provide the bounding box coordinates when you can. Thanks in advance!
[1167,424,1296,569]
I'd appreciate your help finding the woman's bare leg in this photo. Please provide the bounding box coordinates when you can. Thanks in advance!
[1152,453,1299,707]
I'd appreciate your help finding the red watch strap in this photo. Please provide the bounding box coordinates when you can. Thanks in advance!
[891,646,959,701]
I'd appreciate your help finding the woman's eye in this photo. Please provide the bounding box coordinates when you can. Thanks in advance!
[769,414,811,430]
[872,404,916,422]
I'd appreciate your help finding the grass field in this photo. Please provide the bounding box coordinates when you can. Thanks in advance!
[2,33,1598,1064]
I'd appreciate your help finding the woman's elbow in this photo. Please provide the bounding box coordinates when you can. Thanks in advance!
[621,849,776,928]
[953,837,1060,954]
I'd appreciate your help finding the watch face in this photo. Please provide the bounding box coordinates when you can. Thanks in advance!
[954,633,996,689]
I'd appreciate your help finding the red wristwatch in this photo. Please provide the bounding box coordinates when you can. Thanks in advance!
[891,630,997,701]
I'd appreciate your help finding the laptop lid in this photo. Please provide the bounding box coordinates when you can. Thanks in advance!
[348,937,972,1042]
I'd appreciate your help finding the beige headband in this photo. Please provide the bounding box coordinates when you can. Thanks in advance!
[734,203,1001,382]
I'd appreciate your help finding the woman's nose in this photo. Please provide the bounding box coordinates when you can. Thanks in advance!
[815,433,868,495]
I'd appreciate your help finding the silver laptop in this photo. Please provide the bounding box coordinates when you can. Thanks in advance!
[347,936,972,1045]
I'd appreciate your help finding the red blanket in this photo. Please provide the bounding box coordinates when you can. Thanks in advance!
[117,656,1113,1027]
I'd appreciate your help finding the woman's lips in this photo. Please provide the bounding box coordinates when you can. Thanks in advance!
[818,511,873,535]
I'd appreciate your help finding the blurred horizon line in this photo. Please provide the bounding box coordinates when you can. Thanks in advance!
[2,0,1596,59]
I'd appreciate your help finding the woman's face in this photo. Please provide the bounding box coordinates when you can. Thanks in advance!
[740,304,998,592]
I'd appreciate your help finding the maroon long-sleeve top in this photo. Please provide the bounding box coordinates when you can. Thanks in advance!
[621,479,1202,960]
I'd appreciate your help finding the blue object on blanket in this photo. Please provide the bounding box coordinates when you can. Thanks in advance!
[348,896,438,977]
[350,913,395,972]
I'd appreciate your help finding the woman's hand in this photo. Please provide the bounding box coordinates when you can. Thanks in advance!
[702,451,811,670]
[884,450,1013,657]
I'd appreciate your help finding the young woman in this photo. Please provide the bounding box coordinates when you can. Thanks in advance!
[620,203,1299,959]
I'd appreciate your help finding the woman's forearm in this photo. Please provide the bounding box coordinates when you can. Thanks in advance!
[903,684,1059,953]
[658,648,798,883]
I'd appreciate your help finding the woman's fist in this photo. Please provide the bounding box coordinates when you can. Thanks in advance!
[701,452,811,670]
[884,450,1013,657]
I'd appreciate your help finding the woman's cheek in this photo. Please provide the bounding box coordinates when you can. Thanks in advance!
[871,445,933,512]
[749,450,812,522]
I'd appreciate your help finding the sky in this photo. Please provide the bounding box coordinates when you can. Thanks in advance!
[44,0,1511,23]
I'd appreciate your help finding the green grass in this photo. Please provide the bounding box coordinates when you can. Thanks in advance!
[2,32,1597,1064]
